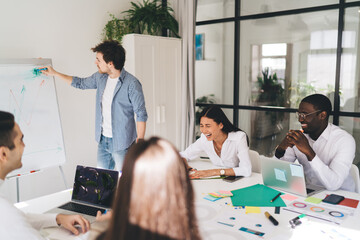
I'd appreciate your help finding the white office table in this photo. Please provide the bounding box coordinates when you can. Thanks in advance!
[190,158,360,240]
[15,158,360,240]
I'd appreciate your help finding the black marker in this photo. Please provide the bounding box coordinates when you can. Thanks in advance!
[270,192,281,202]
[265,211,279,226]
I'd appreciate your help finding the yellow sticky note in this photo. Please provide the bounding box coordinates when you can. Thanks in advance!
[245,206,261,214]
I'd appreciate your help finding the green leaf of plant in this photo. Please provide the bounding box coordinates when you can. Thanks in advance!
[103,0,179,41]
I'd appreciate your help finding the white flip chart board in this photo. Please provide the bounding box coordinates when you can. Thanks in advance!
[0,59,66,177]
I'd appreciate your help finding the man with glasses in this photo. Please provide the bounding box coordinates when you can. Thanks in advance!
[275,94,356,192]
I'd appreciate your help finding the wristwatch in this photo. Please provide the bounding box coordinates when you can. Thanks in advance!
[220,169,225,176]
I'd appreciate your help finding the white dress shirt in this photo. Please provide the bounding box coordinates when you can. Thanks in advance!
[101,76,119,138]
[279,123,356,192]
[180,131,252,177]
[0,179,58,239]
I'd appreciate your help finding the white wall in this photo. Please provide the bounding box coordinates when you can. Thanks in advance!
[0,0,133,202]
[195,1,227,103]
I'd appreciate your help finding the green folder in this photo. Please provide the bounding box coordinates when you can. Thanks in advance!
[230,184,286,207]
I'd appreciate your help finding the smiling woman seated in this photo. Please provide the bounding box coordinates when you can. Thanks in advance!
[181,105,252,179]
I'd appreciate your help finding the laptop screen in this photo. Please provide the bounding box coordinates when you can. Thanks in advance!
[261,158,308,197]
[71,165,119,208]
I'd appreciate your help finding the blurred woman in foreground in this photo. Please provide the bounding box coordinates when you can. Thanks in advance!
[97,137,201,240]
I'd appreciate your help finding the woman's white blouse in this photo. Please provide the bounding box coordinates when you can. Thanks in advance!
[180,131,252,177]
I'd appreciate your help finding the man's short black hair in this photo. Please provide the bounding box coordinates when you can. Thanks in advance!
[91,40,126,71]
[301,94,332,120]
[0,111,16,149]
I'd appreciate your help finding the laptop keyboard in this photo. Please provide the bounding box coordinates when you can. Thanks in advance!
[58,202,106,216]
[306,188,315,194]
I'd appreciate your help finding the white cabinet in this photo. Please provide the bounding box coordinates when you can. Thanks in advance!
[123,34,182,149]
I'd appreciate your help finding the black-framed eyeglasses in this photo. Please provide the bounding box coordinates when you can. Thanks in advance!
[295,110,322,120]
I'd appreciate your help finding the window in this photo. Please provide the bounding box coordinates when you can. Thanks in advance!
[196,1,360,166]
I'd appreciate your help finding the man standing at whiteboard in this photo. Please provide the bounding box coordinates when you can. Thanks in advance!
[42,40,147,171]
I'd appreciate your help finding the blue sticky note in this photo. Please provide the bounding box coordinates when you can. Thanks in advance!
[274,168,287,182]
[290,164,303,177]
[204,195,221,202]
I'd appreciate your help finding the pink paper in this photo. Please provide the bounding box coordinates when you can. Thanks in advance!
[281,194,298,201]
[218,190,233,196]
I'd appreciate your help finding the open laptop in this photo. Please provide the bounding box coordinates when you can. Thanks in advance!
[46,165,119,222]
[261,158,323,197]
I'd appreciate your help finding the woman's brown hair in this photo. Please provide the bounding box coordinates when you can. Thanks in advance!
[101,137,201,240]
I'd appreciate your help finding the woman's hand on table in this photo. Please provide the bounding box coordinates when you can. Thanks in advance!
[189,169,218,178]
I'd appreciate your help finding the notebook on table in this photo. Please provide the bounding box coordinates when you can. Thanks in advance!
[261,158,323,197]
[46,165,119,222]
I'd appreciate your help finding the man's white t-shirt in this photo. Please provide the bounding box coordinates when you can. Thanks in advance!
[101,76,119,138]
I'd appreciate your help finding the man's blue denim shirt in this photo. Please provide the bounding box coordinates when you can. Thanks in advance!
[71,69,148,151]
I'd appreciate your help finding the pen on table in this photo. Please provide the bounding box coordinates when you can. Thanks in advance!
[270,192,281,202]
[265,211,279,226]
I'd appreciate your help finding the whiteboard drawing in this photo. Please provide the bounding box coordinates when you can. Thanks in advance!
[0,59,66,176]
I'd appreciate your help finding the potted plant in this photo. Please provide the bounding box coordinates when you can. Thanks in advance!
[254,67,285,138]
[103,14,132,43]
[257,67,285,108]
[103,0,179,43]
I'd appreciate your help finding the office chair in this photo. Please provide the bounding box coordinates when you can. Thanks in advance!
[350,164,360,193]
[249,150,261,173]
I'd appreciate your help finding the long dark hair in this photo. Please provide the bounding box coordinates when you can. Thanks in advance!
[200,105,249,145]
[100,137,201,240]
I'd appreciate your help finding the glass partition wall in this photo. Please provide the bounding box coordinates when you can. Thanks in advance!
[195,0,360,167]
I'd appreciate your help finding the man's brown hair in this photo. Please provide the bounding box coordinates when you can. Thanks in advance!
[91,40,126,71]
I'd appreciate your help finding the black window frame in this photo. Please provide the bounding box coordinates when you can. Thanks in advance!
[195,0,360,126]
